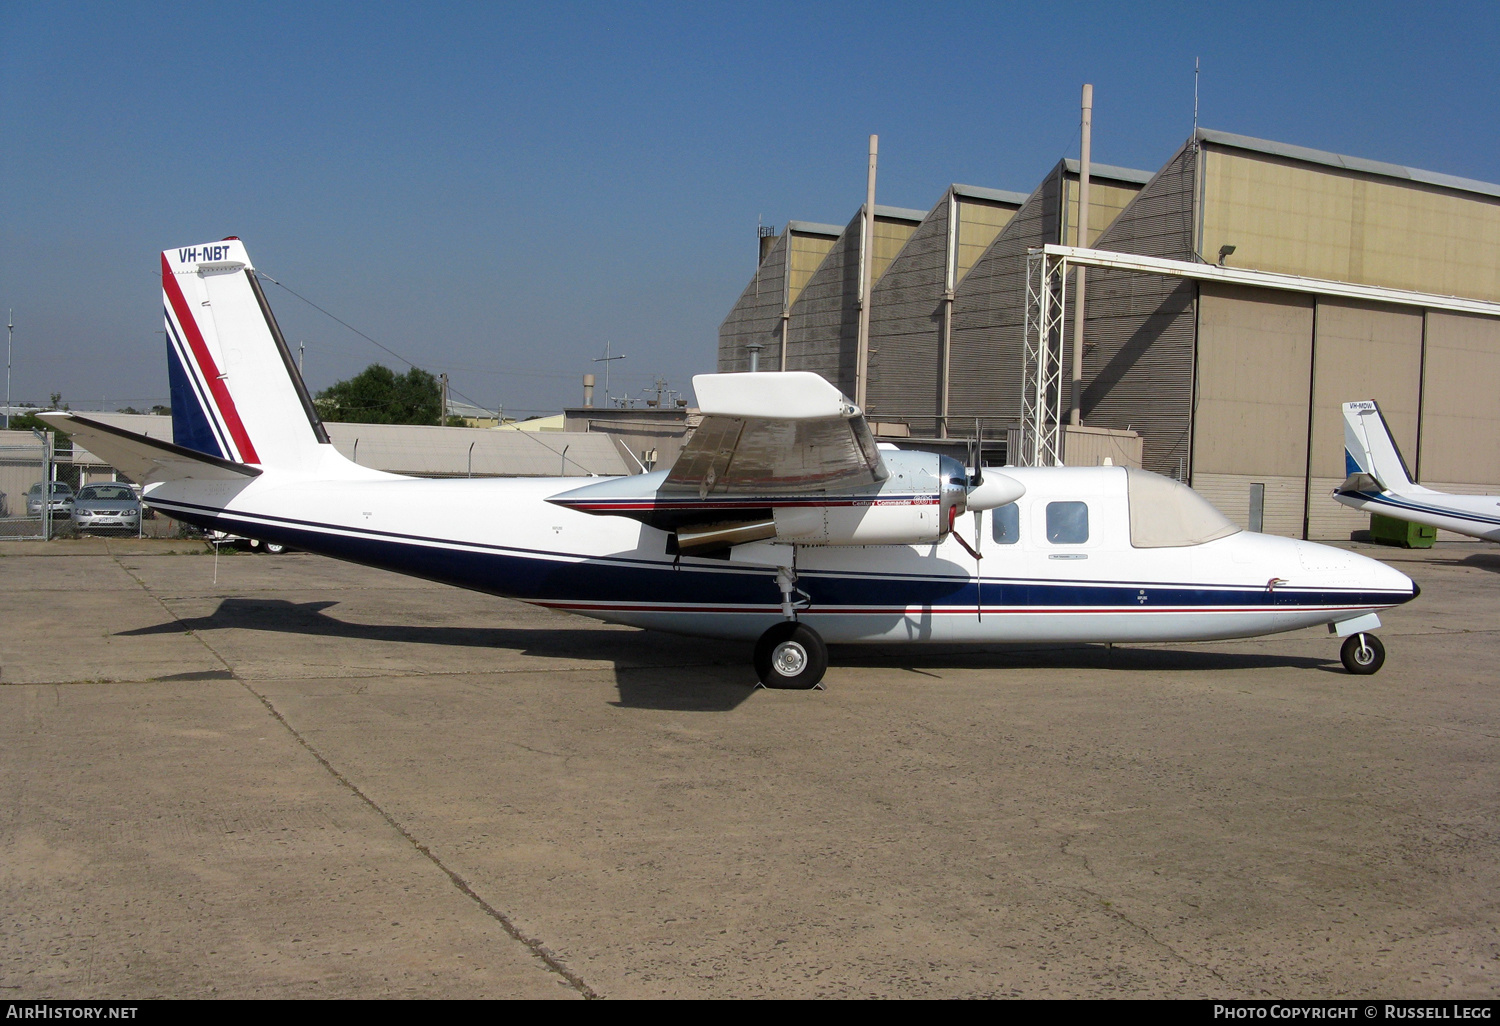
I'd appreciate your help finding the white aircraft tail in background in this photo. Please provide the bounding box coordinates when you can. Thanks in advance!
[1335,400,1500,542]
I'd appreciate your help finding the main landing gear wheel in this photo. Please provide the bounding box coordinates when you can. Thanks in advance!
[262,541,286,555]
[754,622,828,690]
[1340,632,1385,675]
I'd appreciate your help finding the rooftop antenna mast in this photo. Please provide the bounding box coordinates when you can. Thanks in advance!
[1193,56,1199,135]
[594,342,626,406]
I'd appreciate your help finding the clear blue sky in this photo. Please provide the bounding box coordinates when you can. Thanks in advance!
[3,1,1497,417]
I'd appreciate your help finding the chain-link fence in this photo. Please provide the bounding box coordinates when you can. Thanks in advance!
[0,429,54,540]
[1,429,187,540]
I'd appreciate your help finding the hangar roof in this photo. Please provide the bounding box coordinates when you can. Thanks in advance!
[951,184,1030,206]
[873,204,929,222]
[785,220,844,236]
[1060,158,1154,185]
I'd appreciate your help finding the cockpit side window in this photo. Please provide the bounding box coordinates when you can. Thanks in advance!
[1126,468,1241,548]
[1046,501,1089,544]
[991,502,1020,544]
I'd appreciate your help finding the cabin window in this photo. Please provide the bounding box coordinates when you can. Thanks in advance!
[1125,468,1241,548]
[991,503,1020,544]
[1046,501,1089,544]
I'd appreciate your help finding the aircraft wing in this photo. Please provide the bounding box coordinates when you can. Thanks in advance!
[38,412,262,485]
[663,372,887,496]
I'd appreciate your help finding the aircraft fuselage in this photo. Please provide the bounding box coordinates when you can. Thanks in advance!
[146,464,1415,646]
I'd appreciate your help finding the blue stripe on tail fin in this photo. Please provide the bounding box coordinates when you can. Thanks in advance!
[166,336,224,458]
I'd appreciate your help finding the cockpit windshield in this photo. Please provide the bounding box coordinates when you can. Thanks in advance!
[1126,468,1240,548]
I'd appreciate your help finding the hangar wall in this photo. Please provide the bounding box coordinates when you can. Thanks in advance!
[1305,300,1424,539]
[1191,285,1500,540]
[774,207,924,396]
[718,222,840,374]
[1077,131,1500,536]
[1419,312,1500,490]
[955,190,1020,277]
[1197,136,1500,302]
[865,185,1028,432]
[719,129,1500,541]
[948,173,1064,424]
[717,230,788,374]
[1079,143,1200,478]
[864,197,953,427]
[948,161,1150,431]
[1190,284,1314,537]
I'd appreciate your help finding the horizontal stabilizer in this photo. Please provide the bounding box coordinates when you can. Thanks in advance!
[38,412,262,485]
[1337,471,1381,495]
[1342,400,1415,491]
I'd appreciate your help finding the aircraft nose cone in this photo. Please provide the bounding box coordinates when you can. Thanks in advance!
[966,473,1025,512]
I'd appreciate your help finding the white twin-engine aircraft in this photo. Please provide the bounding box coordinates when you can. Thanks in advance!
[1335,399,1500,543]
[44,240,1418,687]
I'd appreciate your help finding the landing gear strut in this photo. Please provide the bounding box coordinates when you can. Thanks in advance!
[1340,632,1385,675]
[755,562,824,689]
[754,621,828,690]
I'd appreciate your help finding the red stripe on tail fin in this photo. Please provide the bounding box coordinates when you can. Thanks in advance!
[161,253,261,465]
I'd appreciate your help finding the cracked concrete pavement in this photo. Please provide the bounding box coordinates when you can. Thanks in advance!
[1,537,1497,998]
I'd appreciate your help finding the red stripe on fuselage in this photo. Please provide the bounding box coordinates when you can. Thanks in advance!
[161,253,261,465]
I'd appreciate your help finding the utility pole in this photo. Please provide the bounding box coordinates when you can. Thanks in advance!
[440,372,449,426]
[5,309,12,430]
[298,341,305,375]
[1070,84,1093,428]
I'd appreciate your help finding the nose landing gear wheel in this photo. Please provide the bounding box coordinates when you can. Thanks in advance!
[754,622,828,690]
[1340,632,1385,675]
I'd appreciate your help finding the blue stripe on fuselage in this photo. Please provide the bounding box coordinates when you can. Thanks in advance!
[1344,489,1500,530]
[152,498,1414,615]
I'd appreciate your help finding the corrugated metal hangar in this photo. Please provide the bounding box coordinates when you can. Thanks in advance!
[719,128,1500,540]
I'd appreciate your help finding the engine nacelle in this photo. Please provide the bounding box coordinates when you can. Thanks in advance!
[768,451,974,546]
[773,499,944,546]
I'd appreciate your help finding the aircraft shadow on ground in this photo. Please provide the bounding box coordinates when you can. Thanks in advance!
[838,643,1338,675]
[1379,551,1500,575]
[118,597,757,712]
[1450,552,1500,575]
[118,597,1343,711]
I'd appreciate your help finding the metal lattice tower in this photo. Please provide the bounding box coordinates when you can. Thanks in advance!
[1020,247,1067,467]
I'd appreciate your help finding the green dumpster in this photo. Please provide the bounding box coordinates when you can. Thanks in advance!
[1370,513,1436,548]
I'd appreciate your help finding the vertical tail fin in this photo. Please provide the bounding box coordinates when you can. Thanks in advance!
[1342,400,1415,490]
[163,239,329,470]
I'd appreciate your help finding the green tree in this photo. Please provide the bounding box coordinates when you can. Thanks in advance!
[4,412,78,488]
[315,364,450,425]
[6,411,70,449]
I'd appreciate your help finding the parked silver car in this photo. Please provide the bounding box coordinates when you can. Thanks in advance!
[26,481,75,517]
[71,483,141,533]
